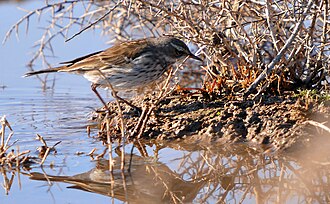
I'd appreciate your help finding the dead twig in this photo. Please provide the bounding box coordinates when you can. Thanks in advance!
[35,134,61,165]
[304,120,330,134]
[65,2,120,42]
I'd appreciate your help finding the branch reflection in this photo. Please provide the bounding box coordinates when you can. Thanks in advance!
[28,140,330,203]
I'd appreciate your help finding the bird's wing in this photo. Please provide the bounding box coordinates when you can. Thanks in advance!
[58,39,150,73]
[59,50,103,65]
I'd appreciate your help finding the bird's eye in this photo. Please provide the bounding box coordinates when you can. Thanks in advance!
[175,49,185,57]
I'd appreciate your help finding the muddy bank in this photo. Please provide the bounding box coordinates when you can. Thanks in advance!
[92,91,330,151]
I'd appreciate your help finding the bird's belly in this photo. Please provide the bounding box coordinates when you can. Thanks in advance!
[83,65,166,90]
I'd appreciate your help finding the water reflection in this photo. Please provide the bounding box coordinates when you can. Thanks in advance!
[26,141,330,203]
[29,154,205,203]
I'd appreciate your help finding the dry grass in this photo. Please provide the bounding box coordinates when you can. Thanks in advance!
[0,116,31,168]
[0,116,30,195]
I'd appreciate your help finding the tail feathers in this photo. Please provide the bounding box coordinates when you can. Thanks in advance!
[23,67,63,77]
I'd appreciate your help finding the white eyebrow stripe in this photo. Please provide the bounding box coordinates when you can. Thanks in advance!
[170,42,185,51]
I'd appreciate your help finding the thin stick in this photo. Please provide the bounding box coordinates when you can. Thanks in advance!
[1,168,9,194]
[40,166,52,185]
[16,146,19,168]
[106,116,114,172]
[4,132,14,150]
[304,120,330,133]
[16,146,22,190]
[1,140,19,155]
[36,134,48,147]
[121,169,128,201]
[112,93,141,112]
[88,148,97,159]
[105,117,115,204]
[40,148,50,165]
[86,126,91,138]
[265,0,279,52]
[1,115,6,149]
[128,145,134,173]
[65,3,120,42]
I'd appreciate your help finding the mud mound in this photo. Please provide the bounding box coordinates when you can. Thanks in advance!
[92,92,330,151]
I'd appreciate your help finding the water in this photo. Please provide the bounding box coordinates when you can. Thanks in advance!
[1,1,330,203]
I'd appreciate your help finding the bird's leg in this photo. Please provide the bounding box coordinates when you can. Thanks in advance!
[91,83,141,113]
[110,90,142,114]
[91,83,110,112]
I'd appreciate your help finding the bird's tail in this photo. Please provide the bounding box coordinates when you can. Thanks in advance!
[23,66,64,77]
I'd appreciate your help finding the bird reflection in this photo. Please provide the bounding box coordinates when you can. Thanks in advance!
[29,154,206,203]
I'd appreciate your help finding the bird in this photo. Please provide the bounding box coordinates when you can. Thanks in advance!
[24,36,202,111]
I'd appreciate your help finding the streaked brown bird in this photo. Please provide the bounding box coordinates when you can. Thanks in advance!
[24,36,202,110]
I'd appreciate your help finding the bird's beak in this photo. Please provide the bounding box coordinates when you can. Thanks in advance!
[189,53,203,61]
